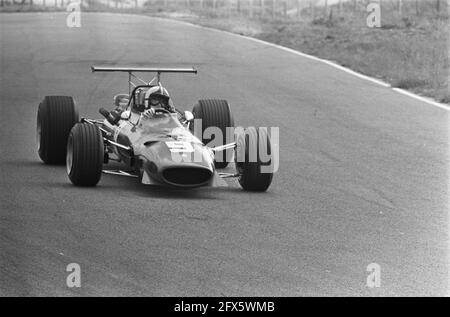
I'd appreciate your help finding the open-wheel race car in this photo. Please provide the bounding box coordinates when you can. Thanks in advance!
[36,66,274,191]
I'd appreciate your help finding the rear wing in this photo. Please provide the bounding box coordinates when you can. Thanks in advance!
[91,66,197,74]
[91,65,197,94]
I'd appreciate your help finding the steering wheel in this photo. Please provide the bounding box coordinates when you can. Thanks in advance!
[154,108,171,114]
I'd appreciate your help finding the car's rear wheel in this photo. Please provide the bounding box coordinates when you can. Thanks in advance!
[67,123,104,187]
[235,127,274,192]
[37,96,79,164]
[190,99,234,169]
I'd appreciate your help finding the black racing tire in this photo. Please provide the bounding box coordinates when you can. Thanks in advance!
[235,127,274,192]
[190,99,234,169]
[37,96,79,164]
[66,123,104,187]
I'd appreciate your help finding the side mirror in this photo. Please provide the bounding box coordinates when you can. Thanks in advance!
[184,111,194,122]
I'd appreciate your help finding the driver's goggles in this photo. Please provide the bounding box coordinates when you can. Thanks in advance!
[149,98,167,107]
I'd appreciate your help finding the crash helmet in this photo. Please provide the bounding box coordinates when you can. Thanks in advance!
[145,85,171,111]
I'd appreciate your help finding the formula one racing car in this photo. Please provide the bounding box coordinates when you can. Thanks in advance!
[36,66,275,191]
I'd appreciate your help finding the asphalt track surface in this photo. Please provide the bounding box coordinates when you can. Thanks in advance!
[0,13,448,296]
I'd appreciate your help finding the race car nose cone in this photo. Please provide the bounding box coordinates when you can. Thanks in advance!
[162,166,213,187]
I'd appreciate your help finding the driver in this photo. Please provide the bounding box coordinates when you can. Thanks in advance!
[141,86,175,118]
[110,85,184,124]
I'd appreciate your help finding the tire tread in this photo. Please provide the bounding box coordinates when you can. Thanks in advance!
[37,96,78,164]
[192,99,234,168]
[67,123,104,186]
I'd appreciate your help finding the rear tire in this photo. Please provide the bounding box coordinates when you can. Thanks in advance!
[235,127,273,192]
[67,123,104,187]
[37,96,79,164]
[190,99,234,169]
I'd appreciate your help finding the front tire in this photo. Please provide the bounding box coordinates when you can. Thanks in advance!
[190,99,234,169]
[235,127,274,192]
[37,96,79,164]
[67,123,104,187]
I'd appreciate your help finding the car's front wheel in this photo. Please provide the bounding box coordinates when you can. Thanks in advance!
[235,127,274,192]
[67,123,104,187]
[37,96,79,164]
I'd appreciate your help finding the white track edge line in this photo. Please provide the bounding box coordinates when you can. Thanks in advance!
[139,14,450,112]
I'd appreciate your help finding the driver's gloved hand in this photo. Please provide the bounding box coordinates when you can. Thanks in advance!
[142,108,156,119]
